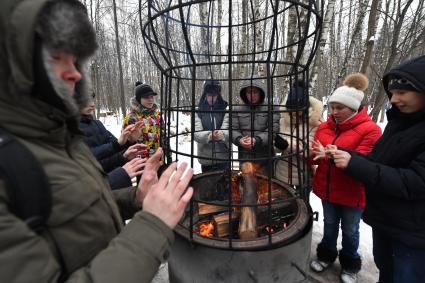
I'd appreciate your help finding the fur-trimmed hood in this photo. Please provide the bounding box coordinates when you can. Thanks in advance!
[129,97,159,115]
[0,0,96,138]
[280,96,324,132]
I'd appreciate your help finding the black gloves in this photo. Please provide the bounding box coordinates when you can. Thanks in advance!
[275,135,289,151]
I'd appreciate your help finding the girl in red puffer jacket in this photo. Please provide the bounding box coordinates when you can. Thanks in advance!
[310,73,381,283]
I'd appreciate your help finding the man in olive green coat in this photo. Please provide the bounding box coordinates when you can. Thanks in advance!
[0,0,193,282]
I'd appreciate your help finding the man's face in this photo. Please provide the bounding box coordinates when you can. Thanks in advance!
[206,94,217,105]
[81,99,95,116]
[245,87,261,104]
[390,89,425,113]
[50,50,82,93]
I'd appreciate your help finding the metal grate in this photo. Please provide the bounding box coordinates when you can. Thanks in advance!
[142,0,322,250]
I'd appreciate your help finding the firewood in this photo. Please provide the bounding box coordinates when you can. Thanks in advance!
[198,203,227,216]
[238,163,258,240]
[239,207,257,239]
[213,212,239,237]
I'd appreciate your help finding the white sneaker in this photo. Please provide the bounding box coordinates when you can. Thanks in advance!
[340,270,358,283]
[310,259,330,272]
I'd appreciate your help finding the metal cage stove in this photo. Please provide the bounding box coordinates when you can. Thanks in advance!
[142,0,322,282]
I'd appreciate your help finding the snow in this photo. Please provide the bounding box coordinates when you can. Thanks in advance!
[368,35,376,42]
[103,113,386,282]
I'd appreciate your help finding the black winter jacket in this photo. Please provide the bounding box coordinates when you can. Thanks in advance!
[346,55,425,249]
[346,111,425,249]
[80,116,128,170]
[107,167,132,190]
[80,115,125,159]
[80,116,131,190]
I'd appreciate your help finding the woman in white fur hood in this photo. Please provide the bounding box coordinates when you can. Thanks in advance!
[275,95,323,187]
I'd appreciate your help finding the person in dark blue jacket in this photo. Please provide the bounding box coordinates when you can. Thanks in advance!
[329,55,425,283]
[194,80,230,173]
[80,94,146,189]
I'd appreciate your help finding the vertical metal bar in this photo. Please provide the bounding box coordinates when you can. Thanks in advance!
[227,0,233,249]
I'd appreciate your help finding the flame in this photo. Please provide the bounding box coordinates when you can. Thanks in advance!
[240,162,263,175]
[199,221,214,238]
[265,226,275,233]
[283,222,287,229]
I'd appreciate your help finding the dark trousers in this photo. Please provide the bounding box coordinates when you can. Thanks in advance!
[373,228,425,283]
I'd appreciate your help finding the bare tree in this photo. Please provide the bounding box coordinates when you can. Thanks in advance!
[334,0,369,87]
[359,0,382,75]
[112,0,126,117]
[369,0,415,120]
[310,0,337,92]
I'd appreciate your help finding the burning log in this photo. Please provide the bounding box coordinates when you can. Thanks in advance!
[238,162,258,240]
[213,212,239,237]
[198,203,227,216]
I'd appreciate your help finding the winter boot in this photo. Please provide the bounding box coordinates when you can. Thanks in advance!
[310,259,330,272]
[340,269,358,283]
[339,252,361,283]
[310,244,338,273]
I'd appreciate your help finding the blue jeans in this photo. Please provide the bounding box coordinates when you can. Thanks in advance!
[373,228,425,283]
[320,201,362,259]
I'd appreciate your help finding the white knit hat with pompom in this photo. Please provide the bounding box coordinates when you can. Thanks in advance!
[328,73,369,111]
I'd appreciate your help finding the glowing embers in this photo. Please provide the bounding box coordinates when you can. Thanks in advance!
[197,220,214,238]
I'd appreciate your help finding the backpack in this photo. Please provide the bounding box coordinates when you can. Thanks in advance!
[0,129,51,232]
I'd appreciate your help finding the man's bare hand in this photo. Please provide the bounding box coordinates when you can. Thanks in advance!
[123,143,147,160]
[122,157,147,179]
[135,148,163,208]
[143,162,194,229]
[118,124,134,145]
[212,130,224,141]
[128,121,144,143]
[240,136,255,150]
[331,150,351,169]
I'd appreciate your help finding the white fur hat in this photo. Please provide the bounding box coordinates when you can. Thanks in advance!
[328,73,369,111]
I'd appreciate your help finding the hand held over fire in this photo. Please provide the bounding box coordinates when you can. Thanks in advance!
[143,161,194,229]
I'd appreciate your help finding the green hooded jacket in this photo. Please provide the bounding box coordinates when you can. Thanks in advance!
[0,0,173,282]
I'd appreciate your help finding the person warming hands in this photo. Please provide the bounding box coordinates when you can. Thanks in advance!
[309,73,381,283]
[330,55,425,283]
[0,1,193,282]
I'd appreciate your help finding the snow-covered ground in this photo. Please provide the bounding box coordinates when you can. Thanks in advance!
[104,113,385,282]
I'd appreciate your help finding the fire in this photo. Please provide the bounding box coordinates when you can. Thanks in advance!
[240,162,263,175]
[199,221,214,238]
[265,226,275,233]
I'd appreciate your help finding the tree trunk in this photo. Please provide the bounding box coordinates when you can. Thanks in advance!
[334,0,369,88]
[112,0,126,118]
[359,0,382,75]
[310,0,337,92]
[253,0,263,75]
[215,0,223,76]
[239,0,248,79]
[370,0,415,121]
